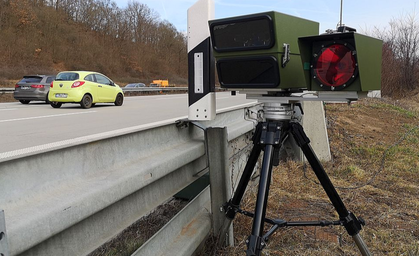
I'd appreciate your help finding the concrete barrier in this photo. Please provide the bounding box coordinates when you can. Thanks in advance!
[302,101,331,161]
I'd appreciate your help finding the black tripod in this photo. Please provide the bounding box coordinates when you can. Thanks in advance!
[223,103,371,256]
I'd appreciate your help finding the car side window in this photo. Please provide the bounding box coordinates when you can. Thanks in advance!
[84,74,95,82]
[95,74,112,86]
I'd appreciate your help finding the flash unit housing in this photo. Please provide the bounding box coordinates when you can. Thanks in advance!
[209,12,319,91]
[298,31,383,92]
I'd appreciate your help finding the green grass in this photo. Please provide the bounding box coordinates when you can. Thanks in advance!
[370,102,418,118]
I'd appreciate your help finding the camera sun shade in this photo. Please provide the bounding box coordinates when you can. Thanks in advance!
[298,32,383,92]
[209,12,319,91]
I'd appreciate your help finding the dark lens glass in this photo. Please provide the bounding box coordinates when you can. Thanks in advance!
[217,56,279,88]
[212,16,274,52]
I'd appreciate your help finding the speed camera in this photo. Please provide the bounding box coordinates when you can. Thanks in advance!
[209,12,383,95]
[209,12,319,91]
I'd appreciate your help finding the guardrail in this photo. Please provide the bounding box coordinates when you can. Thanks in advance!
[0,88,14,94]
[0,87,225,95]
[0,104,257,256]
[0,87,184,94]
[122,87,227,93]
[122,87,188,92]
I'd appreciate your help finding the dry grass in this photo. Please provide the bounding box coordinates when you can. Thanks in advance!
[88,199,188,256]
[202,96,419,255]
[0,93,15,103]
[0,79,17,102]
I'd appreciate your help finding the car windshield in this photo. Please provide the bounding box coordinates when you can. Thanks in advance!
[55,72,80,81]
[20,76,42,83]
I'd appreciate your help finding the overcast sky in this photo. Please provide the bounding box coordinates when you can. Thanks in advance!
[113,0,417,34]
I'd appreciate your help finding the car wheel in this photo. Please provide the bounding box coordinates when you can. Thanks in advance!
[50,102,62,108]
[45,93,50,104]
[19,100,30,104]
[80,94,93,109]
[114,93,123,106]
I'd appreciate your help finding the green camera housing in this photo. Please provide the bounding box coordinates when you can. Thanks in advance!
[298,32,383,92]
[209,11,319,90]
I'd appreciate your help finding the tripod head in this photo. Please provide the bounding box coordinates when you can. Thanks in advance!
[263,102,294,121]
[262,102,300,122]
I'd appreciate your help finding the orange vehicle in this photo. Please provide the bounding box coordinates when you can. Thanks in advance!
[151,80,169,87]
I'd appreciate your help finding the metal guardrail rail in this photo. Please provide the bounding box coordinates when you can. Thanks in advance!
[0,87,225,94]
[0,104,257,256]
[122,87,188,92]
[0,87,186,94]
[0,88,14,94]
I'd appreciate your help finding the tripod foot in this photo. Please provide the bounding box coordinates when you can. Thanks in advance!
[246,235,264,256]
[352,233,372,256]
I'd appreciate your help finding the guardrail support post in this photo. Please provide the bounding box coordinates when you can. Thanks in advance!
[207,127,234,247]
[0,210,10,256]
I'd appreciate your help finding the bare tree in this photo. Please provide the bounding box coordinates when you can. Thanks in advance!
[377,11,419,97]
[0,0,187,81]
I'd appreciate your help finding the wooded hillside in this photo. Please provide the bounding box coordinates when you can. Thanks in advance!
[0,0,188,84]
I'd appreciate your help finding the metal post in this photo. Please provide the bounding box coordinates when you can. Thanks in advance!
[0,210,10,256]
[207,127,234,246]
[340,0,344,27]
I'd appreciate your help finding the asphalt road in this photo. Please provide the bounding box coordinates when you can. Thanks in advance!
[0,92,256,157]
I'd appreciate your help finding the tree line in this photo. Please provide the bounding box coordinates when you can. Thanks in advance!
[377,12,419,98]
[1,0,418,97]
[0,0,188,84]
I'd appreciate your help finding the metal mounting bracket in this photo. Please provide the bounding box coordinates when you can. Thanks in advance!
[282,43,290,68]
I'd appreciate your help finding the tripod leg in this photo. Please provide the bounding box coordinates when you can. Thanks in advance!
[353,233,372,256]
[290,122,371,256]
[247,144,274,256]
[225,143,262,219]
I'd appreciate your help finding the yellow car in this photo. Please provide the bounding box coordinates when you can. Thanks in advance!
[49,71,124,109]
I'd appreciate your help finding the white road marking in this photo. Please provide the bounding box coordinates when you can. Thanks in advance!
[0,111,96,123]
[0,95,257,161]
